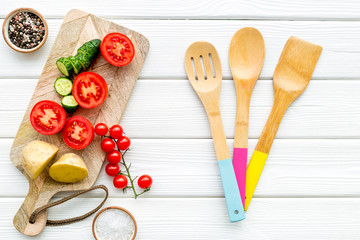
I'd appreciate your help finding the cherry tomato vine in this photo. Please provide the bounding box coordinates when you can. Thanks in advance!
[96,123,152,199]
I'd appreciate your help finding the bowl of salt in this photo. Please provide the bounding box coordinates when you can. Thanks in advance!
[92,206,137,240]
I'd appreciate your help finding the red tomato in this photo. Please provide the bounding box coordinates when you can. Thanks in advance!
[73,72,108,109]
[138,175,153,189]
[30,100,67,135]
[105,163,120,177]
[101,138,115,152]
[100,33,135,67]
[62,116,94,150]
[106,150,121,164]
[95,123,108,136]
[117,136,131,151]
[109,125,123,139]
[113,175,128,189]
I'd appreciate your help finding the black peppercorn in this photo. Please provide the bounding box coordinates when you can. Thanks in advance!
[8,12,45,49]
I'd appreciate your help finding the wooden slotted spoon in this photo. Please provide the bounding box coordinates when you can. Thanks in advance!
[245,36,322,210]
[229,27,265,208]
[185,41,245,222]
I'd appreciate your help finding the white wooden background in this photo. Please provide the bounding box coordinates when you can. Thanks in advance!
[1,1,360,239]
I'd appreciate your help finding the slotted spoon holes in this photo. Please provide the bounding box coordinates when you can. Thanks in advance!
[199,56,207,80]
[185,41,223,94]
[208,53,216,79]
[189,53,216,82]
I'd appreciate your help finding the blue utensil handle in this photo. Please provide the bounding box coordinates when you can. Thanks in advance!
[218,158,246,222]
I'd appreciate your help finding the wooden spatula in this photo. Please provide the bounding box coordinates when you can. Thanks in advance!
[185,41,245,222]
[245,36,322,210]
[229,27,265,208]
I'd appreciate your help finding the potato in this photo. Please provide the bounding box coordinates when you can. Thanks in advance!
[22,140,59,179]
[49,153,88,183]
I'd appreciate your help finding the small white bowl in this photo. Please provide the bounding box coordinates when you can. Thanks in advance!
[2,8,48,53]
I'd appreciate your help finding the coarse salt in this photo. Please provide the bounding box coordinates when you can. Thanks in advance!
[94,208,135,240]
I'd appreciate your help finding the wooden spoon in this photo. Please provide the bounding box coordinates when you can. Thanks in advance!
[245,36,322,210]
[229,27,265,208]
[185,41,245,222]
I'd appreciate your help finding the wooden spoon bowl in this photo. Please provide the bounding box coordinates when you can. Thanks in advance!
[229,27,265,90]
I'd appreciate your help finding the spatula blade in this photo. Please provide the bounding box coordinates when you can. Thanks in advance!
[274,36,322,93]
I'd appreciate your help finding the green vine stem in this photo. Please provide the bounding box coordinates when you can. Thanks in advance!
[120,149,150,199]
[103,135,150,199]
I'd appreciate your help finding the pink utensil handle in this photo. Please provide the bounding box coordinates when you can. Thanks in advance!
[233,147,247,208]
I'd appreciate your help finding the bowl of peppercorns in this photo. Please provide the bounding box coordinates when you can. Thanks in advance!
[2,8,48,53]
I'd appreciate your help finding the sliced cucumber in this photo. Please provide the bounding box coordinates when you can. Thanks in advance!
[77,45,93,59]
[68,56,82,74]
[75,53,92,70]
[54,77,73,96]
[56,39,101,74]
[78,44,96,57]
[56,57,73,77]
[89,39,101,49]
[77,40,101,60]
[83,42,98,55]
[61,95,79,113]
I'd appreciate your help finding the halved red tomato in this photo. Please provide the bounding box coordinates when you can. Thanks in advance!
[72,72,108,109]
[62,116,94,150]
[30,100,67,135]
[100,32,135,67]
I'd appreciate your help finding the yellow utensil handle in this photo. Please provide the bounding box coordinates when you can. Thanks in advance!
[244,150,268,211]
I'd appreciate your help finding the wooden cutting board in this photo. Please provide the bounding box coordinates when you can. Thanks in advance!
[9,9,149,236]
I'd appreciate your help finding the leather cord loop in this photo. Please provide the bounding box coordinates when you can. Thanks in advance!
[29,185,109,226]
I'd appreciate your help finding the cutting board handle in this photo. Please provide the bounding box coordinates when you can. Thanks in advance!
[14,183,109,236]
[13,179,56,236]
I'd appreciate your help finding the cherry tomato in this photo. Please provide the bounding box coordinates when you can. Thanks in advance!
[105,163,120,177]
[30,100,67,135]
[117,136,131,151]
[62,116,94,150]
[95,123,108,136]
[138,174,153,189]
[101,138,115,152]
[100,33,135,67]
[109,125,123,139]
[113,175,128,189]
[72,72,108,109]
[106,150,121,164]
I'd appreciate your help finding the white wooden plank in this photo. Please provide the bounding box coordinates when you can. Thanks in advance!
[1,198,360,239]
[2,0,360,20]
[0,19,360,79]
[1,79,359,138]
[2,138,360,198]
[1,2,358,239]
